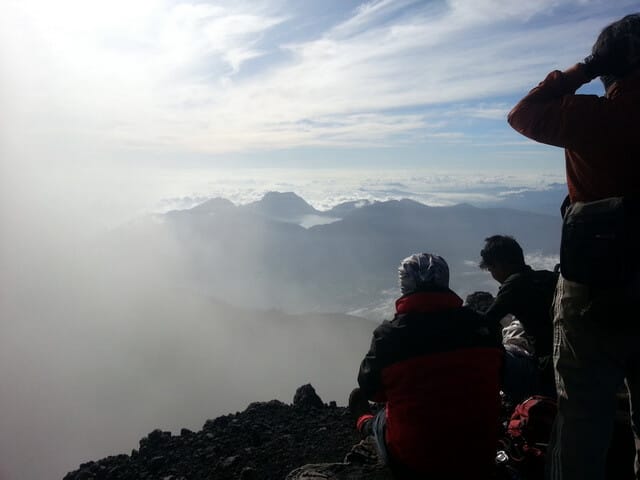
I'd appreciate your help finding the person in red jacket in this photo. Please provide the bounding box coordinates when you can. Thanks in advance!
[349,253,502,479]
[507,13,640,480]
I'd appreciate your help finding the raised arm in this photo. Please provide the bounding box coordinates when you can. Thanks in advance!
[507,53,621,151]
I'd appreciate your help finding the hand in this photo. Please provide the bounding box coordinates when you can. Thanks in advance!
[582,53,613,79]
[562,63,591,85]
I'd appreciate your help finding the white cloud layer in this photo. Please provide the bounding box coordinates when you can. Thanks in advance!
[144,167,566,215]
[2,0,636,160]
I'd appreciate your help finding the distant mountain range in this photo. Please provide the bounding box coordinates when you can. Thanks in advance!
[152,191,561,317]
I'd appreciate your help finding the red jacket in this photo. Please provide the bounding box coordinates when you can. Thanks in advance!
[357,290,502,477]
[507,66,640,203]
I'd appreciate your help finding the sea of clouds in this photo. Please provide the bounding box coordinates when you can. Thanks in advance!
[151,167,566,214]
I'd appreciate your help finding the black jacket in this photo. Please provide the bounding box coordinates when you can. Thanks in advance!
[484,266,559,357]
[358,302,500,399]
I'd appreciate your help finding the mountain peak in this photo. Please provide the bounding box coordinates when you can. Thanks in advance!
[64,385,369,480]
[188,197,236,213]
[260,191,312,206]
[246,191,318,217]
[262,191,304,200]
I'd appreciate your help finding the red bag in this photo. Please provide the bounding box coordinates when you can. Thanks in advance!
[507,395,557,458]
[496,395,557,478]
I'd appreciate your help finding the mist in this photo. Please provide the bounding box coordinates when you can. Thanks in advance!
[0,149,565,480]
[0,166,376,480]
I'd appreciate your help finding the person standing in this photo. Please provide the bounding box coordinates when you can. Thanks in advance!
[507,14,640,480]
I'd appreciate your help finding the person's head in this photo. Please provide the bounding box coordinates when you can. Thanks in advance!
[464,291,495,314]
[479,235,525,284]
[592,13,640,91]
[398,253,449,295]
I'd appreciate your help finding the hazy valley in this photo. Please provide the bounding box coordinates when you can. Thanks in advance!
[3,191,562,479]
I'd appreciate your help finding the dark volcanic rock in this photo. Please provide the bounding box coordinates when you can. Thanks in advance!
[62,374,636,480]
[293,383,325,409]
[64,385,362,480]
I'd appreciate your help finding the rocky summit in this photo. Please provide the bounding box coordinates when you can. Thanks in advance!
[64,384,390,480]
[62,383,636,480]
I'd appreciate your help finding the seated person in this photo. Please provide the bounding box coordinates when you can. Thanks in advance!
[464,292,541,404]
[501,319,540,404]
[479,235,558,398]
[349,253,503,479]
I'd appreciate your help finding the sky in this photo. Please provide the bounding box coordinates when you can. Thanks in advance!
[1,0,637,172]
[2,0,637,233]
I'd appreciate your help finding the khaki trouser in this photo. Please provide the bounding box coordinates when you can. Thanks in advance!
[547,275,640,480]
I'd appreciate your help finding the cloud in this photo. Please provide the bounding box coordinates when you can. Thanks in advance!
[450,104,511,121]
[330,0,423,39]
[2,0,636,160]
[0,0,622,278]
[139,167,566,216]
[525,252,560,271]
